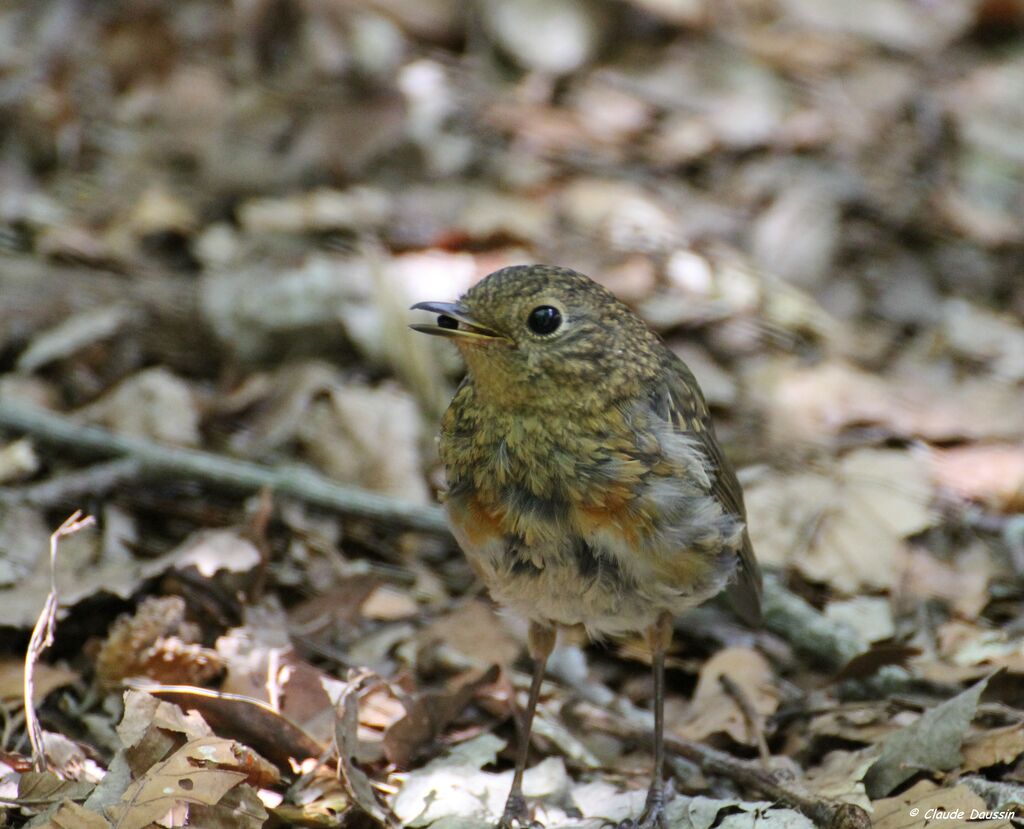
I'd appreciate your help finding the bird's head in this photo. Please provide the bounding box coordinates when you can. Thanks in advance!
[411,265,660,409]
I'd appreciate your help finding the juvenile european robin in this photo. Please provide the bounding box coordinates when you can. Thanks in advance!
[411,265,761,829]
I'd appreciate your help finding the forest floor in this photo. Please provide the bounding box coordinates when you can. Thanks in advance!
[1,1,1024,827]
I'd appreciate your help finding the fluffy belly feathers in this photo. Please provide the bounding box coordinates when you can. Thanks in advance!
[444,488,737,636]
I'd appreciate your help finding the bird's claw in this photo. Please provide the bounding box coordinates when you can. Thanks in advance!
[496,791,544,829]
[604,786,669,829]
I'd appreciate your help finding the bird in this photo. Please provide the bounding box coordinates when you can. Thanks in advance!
[411,264,761,829]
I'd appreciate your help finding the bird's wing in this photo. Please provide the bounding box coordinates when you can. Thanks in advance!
[657,355,763,625]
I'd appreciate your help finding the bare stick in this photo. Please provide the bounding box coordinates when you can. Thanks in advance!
[0,402,887,680]
[24,511,96,772]
[582,702,871,829]
[0,401,447,533]
[0,457,140,507]
[719,673,771,765]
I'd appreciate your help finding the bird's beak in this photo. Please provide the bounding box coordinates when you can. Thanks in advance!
[409,301,505,341]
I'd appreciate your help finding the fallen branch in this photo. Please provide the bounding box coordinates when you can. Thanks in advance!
[582,702,871,829]
[0,457,141,507]
[0,401,447,533]
[0,402,908,691]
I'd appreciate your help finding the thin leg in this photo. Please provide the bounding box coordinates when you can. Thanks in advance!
[639,612,673,829]
[498,622,556,829]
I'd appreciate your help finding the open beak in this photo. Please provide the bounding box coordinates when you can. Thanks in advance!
[409,301,505,341]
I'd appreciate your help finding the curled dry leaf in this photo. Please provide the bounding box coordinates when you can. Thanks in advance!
[96,596,221,689]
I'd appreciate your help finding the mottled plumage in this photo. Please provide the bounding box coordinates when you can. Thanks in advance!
[411,264,761,829]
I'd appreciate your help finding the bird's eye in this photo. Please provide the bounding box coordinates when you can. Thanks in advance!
[527,305,562,335]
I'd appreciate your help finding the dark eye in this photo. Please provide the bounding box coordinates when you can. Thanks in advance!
[527,305,562,335]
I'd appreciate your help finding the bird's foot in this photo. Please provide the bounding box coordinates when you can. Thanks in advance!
[496,791,543,829]
[607,786,670,829]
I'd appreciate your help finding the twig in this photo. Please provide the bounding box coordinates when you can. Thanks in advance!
[24,510,96,772]
[760,573,863,670]
[0,402,922,693]
[719,673,771,765]
[582,703,871,829]
[0,457,141,507]
[0,401,447,533]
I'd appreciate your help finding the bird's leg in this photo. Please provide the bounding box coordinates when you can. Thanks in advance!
[638,612,673,829]
[498,622,556,829]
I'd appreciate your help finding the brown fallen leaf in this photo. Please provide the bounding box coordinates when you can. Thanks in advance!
[898,545,994,621]
[418,599,522,670]
[871,780,1013,829]
[962,723,1024,772]
[96,596,221,689]
[384,665,500,767]
[105,736,251,829]
[36,799,110,829]
[129,682,322,772]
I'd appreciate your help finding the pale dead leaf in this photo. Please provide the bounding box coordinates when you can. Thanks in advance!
[300,380,429,503]
[362,585,420,620]
[899,546,994,620]
[675,647,778,745]
[943,298,1024,382]
[237,186,390,234]
[77,368,200,446]
[15,306,131,374]
[172,529,261,578]
[802,748,876,809]
[391,733,569,827]
[16,771,95,806]
[754,359,1024,445]
[825,597,895,644]
[0,437,39,483]
[746,449,934,592]
[930,444,1024,512]
[418,600,522,669]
